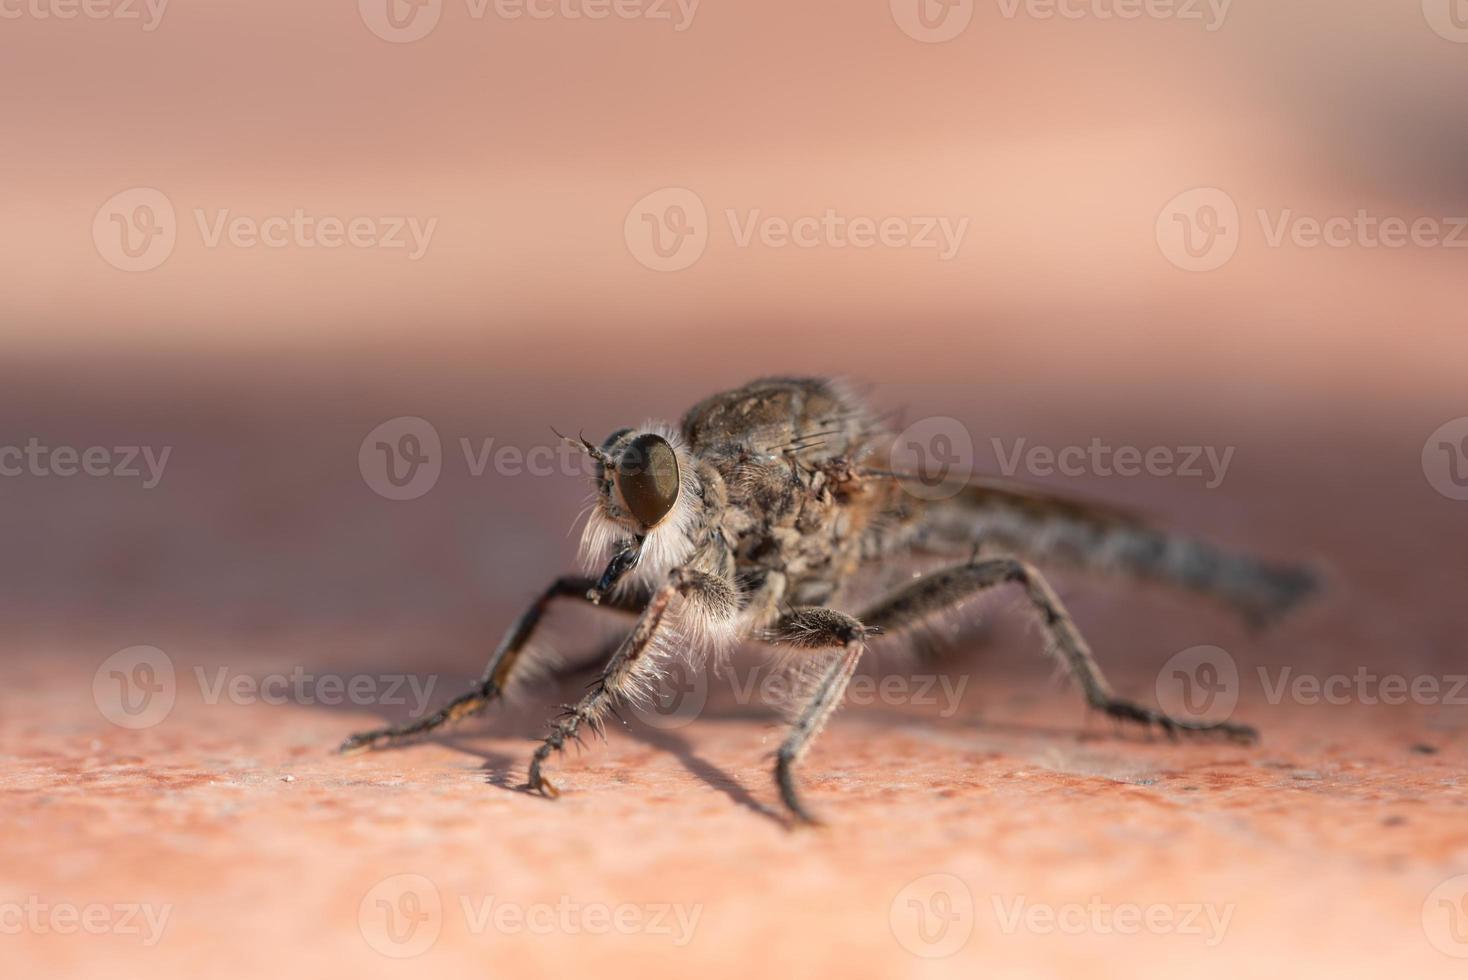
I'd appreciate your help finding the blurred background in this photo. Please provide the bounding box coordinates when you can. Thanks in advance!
[2,0,1463,666]
[3,2,1468,977]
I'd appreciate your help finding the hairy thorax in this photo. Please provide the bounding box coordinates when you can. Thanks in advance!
[680,377,890,606]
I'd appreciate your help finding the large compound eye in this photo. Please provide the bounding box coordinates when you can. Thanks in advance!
[614,433,680,528]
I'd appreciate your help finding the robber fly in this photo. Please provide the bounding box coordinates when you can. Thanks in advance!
[341,377,1316,823]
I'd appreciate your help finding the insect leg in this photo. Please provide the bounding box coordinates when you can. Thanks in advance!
[860,557,1258,742]
[526,568,738,798]
[763,607,875,824]
[338,576,648,754]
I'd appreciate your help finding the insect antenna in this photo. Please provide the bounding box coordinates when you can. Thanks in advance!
[550,425,614,466]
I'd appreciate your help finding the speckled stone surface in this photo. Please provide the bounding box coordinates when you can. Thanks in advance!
[5,635,1466,980]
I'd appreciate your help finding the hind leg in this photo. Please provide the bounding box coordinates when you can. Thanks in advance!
[760,555,1258,825]
[861,557,1258,742]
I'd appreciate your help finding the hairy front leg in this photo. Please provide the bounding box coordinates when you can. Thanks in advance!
[526,568,738,797]
[339,576,647,754]
[862,557,1258,742]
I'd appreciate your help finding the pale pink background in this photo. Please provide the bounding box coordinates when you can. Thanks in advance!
[0,0,1463,399]
[3,4,1468,979]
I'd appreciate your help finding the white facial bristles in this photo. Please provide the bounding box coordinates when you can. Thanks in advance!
[574,421,702,587]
